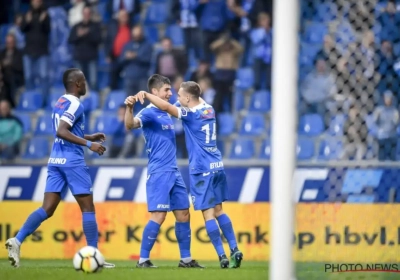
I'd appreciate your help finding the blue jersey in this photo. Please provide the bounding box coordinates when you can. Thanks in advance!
[135,104,178,174]
[48,94,86,167]
[177,102,224,174]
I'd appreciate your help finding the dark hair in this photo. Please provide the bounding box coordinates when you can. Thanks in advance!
[147,74,171,93]
[62,68,81,90]
[180,81,201,98]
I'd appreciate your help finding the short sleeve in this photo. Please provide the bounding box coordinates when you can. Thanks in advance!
[60,100,83,126]
[177,106,192,122]
[135,108,152,128]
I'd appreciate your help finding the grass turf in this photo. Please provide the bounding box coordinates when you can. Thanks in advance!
[0,260,399,280]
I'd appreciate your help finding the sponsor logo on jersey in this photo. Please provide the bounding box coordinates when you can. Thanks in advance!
[162,124,174,130]
[48,158,67,165]
[62,112,75,123]
[157,204,169,209]
[204,146,218,153]
[200,108,215,119]
[210,161,223,169]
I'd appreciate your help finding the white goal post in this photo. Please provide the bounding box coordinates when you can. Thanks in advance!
[270,0,299,279]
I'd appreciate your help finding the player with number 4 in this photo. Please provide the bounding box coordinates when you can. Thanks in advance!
[132,81,243,269]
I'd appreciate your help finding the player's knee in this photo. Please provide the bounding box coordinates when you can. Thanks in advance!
[42,207,55,218]
[202,208,215,221]
[174,209,190,222]
[80,204,95,213]
[151,212,167,224]
[214,205,224,217]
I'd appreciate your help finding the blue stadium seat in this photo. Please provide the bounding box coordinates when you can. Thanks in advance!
[249,90,271,113]
[297,138,315,160]
[217,113,235,136]
[144,25,159,44]
[23,137,50,159]
[335,21,356,48]
[82,91,100,112]
[46,91,63,110]
[166,24,184,46]
[16,113,32,134]
[328,114,346,136]
[103,90,126,111]
[35,113,54,136]
[314,2,338,22]
[298,114,324,136]
[92,114,120,134]
[318,138,343,160]
[299,42,321,67]
[346,194,375,203]
[240,113,266,136]
[234,90,245,111]
[17,91,43,111]
[259,139,271,159]
[304,22,328,44]
[144,3,168,25]
[229,138,255,159]
[236,68,254,90]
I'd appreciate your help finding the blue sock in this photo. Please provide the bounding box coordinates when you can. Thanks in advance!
[217,214,238,251]
[82,212,98,248]
[16,207,48,244]
[205,219,225,257]
[140,220,160,259]
[175,222,191,259]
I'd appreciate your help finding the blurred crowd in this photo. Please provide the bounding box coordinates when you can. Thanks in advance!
[2,0,400,162]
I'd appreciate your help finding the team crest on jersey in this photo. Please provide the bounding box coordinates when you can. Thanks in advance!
[180,108,188,117]
[80,123,85,131]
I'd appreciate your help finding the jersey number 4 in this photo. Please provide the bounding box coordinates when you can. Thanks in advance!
[52,113,60,130]
[201,123,216,144]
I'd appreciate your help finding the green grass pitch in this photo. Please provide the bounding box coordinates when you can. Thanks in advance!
[0,260,399,280]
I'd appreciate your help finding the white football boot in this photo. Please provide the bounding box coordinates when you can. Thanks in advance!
[5,238,20,267]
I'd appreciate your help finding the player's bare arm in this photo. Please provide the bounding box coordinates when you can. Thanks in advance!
[84,133,106,143]
[124,96,141,129]
[134,91,180,118]
[57,120,106,155]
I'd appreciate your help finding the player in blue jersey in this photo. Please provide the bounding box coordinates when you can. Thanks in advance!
[5,69,115,268]
[132,81,243,269]
[124,74,204,269]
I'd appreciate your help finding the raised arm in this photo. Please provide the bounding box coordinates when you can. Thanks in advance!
[141,92,180,118]
[124,96,142,129]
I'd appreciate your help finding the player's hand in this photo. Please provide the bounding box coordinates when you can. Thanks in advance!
[134,91,147,104]
[125,51,136,59]
[90,133,106,143]
[90,142,106,156]
[124,96,136,108]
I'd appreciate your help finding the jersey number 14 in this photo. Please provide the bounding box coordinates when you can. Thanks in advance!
[201,123,216,144]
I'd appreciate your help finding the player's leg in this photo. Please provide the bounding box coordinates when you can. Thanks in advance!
[190,172,228,268]
[136,172,170,268]
[66,166,115,268]
[6,167,64,267]
[213,171,243,268]
[171,172,204,268]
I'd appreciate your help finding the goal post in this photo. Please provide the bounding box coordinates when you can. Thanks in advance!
[269,0,299,279]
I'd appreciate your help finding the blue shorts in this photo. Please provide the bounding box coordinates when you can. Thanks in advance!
[45,166,92,196]
[189,170,228,211]
[146,171,190,212]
